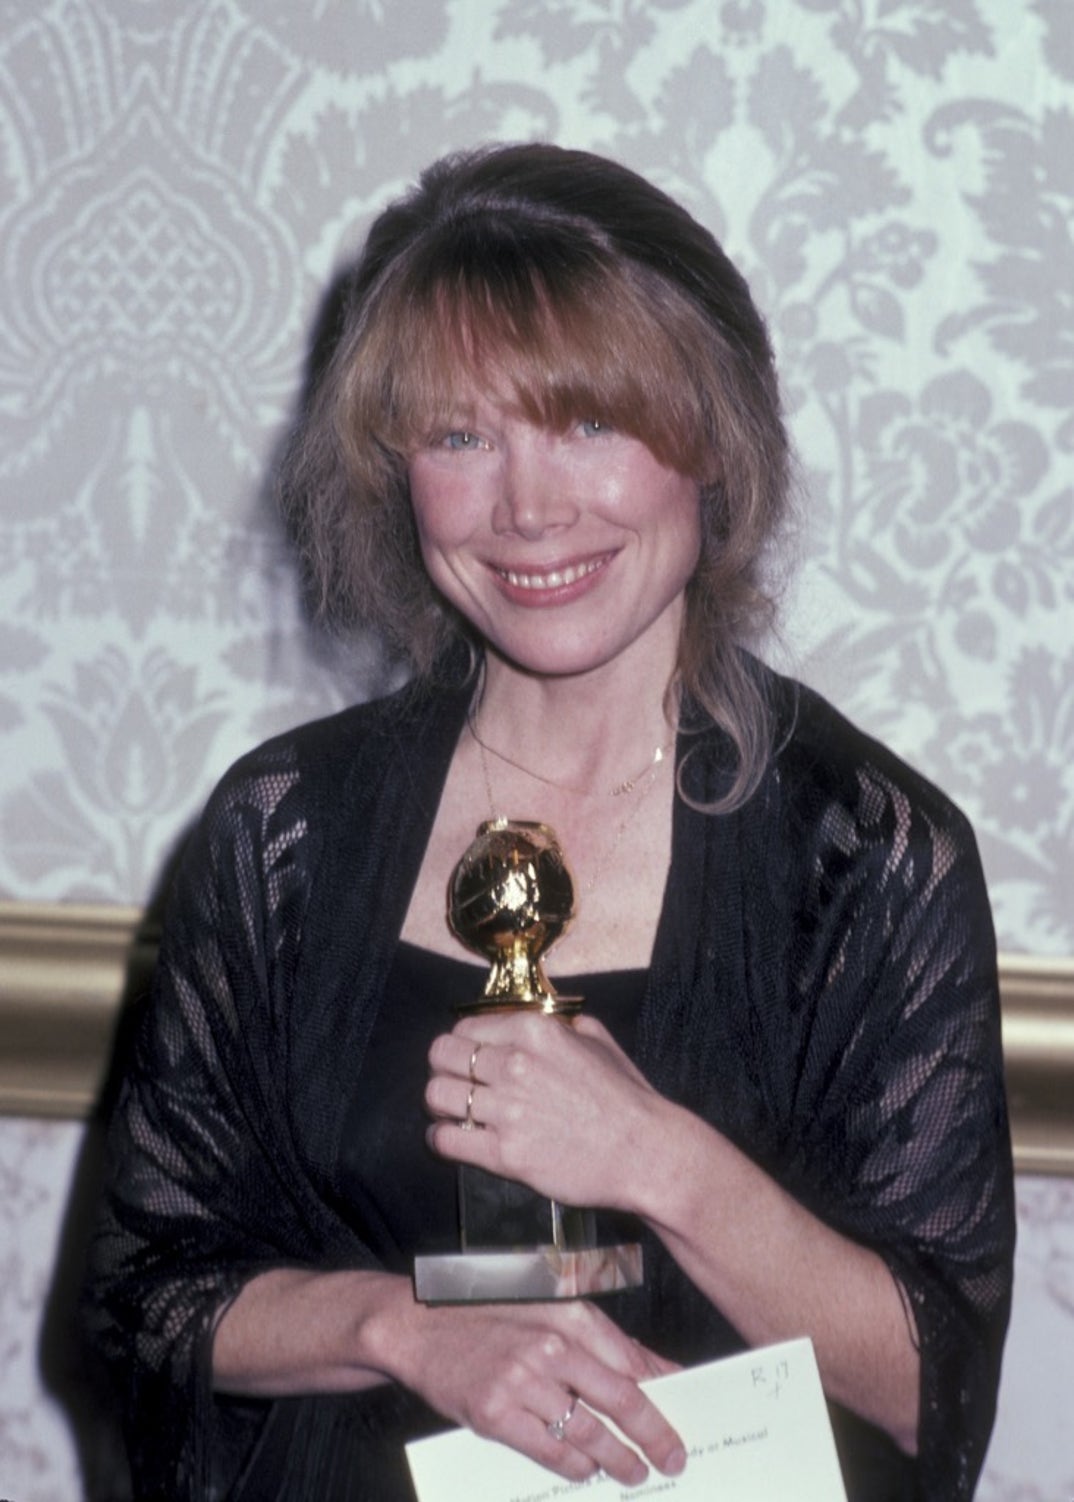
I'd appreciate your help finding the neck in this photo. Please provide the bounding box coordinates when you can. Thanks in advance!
[474,650,679,798]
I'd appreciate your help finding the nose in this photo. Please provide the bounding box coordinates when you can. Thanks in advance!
[493,432,579,539]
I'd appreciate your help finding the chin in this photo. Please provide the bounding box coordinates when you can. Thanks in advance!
[490,639,623,680]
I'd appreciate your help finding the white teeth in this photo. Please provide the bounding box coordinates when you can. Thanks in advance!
[502,558,604,589]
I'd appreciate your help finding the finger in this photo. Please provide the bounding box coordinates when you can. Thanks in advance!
[427,1031,479,1082]
[466,1038,486,1084]
[429,1111,495,1165]
[510,1411,603,1484]
[465,1387,600,1486]
[562,1351,685,1478]
[543,1309,686,1474]
[587,1323,682,1384]
[426,1116,500,1168]
[633,1343,683,1379]
[516,1399,646,1487]
[550,1399,650,1487]
[454,1010,564,1062]
[504,1385,646,1488]
[428,1027,504,1084]
[424,1074,488,1123]
[558,1302,655,1381]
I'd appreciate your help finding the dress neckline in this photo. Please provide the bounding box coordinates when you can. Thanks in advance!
[394,936,648,988]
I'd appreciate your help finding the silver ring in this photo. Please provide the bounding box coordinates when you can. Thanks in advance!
[468,1042,483,1084]
[461,1083,477,1131]
[547,1393,578,1442]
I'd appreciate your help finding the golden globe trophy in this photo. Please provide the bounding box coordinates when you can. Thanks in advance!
[413,818,644,1303]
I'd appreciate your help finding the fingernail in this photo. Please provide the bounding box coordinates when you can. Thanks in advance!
[664,1446,687,1475]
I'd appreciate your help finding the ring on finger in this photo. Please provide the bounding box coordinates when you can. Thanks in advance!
[468,1042,483,1084]
[547,1392,579,1442]
[461,1083,478,1132]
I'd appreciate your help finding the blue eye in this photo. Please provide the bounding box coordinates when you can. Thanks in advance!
[580,419,611,437]
[444,430,481,450]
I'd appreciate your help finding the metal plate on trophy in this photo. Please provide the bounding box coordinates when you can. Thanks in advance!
[413,818,644,1303]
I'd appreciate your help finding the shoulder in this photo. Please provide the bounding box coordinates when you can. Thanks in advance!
[691,663,992,943]
[189,676,468,880]
[210,675,464,812]
[744,676,1001,1101]
[764,667,977,855]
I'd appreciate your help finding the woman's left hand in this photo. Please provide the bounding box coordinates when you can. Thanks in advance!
[425,1013,661,1212]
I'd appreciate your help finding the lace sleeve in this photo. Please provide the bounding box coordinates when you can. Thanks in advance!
[83,739,364,1499]
[787,756,1015,1499]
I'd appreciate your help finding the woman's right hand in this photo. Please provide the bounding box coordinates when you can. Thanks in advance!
[378,1289,686,1487]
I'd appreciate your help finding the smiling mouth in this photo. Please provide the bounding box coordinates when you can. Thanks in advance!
[496,556,610,590]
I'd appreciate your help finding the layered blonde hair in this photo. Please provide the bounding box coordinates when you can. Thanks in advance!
[279,143,792,808]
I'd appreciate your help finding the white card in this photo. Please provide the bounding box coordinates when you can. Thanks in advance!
[405,1337,847,1502]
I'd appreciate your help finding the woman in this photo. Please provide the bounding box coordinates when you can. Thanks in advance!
[85,144,1014,1501]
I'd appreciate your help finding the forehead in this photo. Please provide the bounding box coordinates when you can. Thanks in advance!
[362,256,715,476]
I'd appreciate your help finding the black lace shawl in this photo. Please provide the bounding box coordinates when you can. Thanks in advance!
[84,665,1014,1500]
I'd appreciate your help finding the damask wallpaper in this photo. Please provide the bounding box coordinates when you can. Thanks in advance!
[0,1,1071,1497]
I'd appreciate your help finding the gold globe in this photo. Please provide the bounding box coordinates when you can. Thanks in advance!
[448,819,580,1014]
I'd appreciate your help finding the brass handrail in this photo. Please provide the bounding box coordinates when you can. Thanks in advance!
[1,901,1071,1174]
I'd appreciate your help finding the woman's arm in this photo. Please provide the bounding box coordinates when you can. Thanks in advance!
[212,1263,687,1487]
[427,794,1014,1482]
[426,1011,920,1453]
[212,1267,400,1398]
[622,1086,920,1451]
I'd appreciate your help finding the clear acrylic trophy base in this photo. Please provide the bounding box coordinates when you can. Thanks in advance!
[413,1242,644,1304]
[414,1167,644,1303]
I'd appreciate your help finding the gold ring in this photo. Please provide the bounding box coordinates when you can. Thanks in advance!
[461,1083,477,1131]
[468,1042,483,1084]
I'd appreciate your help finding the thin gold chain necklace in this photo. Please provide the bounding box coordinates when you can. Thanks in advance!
[467,714,669,798]
[472,727,669,896]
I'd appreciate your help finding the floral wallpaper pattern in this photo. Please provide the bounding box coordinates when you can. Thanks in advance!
[0,0,1070,1496]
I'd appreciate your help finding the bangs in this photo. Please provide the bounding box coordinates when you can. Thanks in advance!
[351,230,715,476]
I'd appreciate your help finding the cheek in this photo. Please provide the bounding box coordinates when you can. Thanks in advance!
[406,479,485,612]
[412,521,465,599]
[406,468,438,537]
[408,473,467,553]
[409,454,500,550]
[659,480,703,560]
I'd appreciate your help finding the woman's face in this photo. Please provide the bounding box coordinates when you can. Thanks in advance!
[406,391,702,683]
